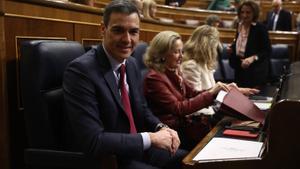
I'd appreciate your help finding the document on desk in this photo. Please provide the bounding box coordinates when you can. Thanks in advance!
[216,88,265,124]
[193,137,263,162]
[253,102,272,111]
[251,96,273,111]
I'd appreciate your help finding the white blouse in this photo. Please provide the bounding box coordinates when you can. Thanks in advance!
[181,59,216,115]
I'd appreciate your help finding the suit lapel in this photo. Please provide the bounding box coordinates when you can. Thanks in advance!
[96,45,123,107]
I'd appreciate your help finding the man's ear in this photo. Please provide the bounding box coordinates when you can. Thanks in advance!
[100,22,105,35]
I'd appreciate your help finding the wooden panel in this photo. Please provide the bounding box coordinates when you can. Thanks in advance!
[5,0,101,24]
[157,4,237,22]
[155,0,212,9]
[0,1,10,169]
[5,17,74,60]
[74,23,102,47]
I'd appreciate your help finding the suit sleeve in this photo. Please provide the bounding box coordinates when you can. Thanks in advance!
[255,24,271,62]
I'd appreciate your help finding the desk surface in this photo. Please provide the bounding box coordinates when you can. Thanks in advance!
[182,117,266,169]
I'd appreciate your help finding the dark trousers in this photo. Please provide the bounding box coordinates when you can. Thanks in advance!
[118,147,188,169]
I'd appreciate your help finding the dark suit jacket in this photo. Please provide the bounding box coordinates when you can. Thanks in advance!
[63,45,160,159]
[266,9,292,31]
[143,69,214,129]
[229,22,272,87]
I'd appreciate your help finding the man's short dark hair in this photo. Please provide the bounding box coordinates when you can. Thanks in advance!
[103,0,140,27]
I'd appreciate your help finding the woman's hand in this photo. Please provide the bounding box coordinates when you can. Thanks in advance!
[227,82,259,96]
[208,82,230,95]
[238,87,260,96]
[241,55,256,69]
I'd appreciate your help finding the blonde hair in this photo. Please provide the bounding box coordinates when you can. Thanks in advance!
[144,31,181,72]
[142,0,156,19]
[184,25,220,70]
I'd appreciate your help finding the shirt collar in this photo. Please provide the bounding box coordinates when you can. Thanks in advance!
[274,8,281,14]
[103,45,126,73]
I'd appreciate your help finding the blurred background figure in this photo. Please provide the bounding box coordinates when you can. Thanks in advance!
[232,0,241,12]
[181,25,259,115]
[165,0,186,7]
[297,13,300,32]
[142,0,157,20]
[265,0,292,31]
[207,0,236,11]
[228,0,271,88]
[130,0,144,16]
[69,0,94,6]
[205,14,222,27]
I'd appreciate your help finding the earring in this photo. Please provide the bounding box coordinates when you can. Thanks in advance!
[161,57,165,62]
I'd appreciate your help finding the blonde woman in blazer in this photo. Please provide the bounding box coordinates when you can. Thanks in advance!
[181,25,259,115]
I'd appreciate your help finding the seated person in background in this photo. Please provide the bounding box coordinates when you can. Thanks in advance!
[143,30,230,150]
[205,14,222,27]
[208,0,235,11]
[69,0,94,6]
[228,0,271,88]
[181,25,259,108]
[165,0,186,7]
[142,0,157,20]
[232,0,241,12]
[297,13,300,32]
[265,0,292,31]
[130,0,144,16]
[63,1,187,168]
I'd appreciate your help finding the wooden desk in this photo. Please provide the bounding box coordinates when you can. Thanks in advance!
[182,117,265,169]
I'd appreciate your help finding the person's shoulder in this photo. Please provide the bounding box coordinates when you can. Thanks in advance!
[182,59,197,66]
[72,47,97,64]
[67,45,101,73]
[144,69,165,80]
[127,55,138,65]
[281,8,291,14]
[182,59,199,70]
[254,22,268,31]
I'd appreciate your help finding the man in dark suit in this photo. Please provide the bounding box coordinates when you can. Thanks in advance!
[265,0,292,31]
[63,0,187,168]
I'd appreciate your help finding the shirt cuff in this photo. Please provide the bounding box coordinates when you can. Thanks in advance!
[141,132,151,150]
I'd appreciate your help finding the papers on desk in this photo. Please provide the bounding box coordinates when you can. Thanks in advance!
[251,96,273,111]
[253,102,272,110]
[193,137,264,162]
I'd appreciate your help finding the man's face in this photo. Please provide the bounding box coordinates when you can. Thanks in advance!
[272,2,280,13]
[102,12,140,63]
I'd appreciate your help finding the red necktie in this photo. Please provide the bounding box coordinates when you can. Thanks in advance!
[119,64,137,133]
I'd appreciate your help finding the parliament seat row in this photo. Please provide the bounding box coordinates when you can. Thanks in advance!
[131,41,291,87]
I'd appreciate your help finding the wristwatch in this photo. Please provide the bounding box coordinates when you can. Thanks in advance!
[155,123,169,131]
[253,55,258,61]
